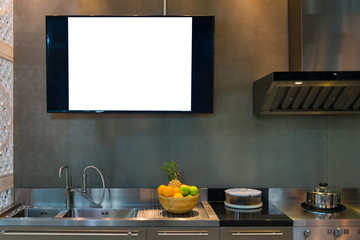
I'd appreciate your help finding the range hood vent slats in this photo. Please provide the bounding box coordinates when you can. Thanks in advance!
[351,95,360,109]
[253,72,360,115]
[312,87,332,109]
[322,87,344,109]
[333,87,357,110]
[270,87,288,111]
[302,87,321,109]
[291,87,311,109]
[341,87,360,109]
[281,87,300,109]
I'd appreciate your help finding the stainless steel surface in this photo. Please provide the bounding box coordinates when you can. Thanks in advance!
[220,227,293,240]
[0,188,218,227]
[136,203,212,220]
[294,226,360,240]
[147,227,219,240]
[231,232,283,236]
[253,72,360,115]
[270,188,360,224]
[10,207,64,218]
[305,191,341,209]
[157,231,209,236]
[1,230,139,237]
[270,188,360,240]
[63,208,138,218]
[254,0,360,115]
[305,183,341,209]
[0,227,146,240]
[14,188,209,208]
[269,188,360,202]
[290,0,360,72]
[162,0,167,16]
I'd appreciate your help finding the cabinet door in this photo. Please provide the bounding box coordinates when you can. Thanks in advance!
[220,227,292,240]
[0,227,146,240]
[147,227,219,240]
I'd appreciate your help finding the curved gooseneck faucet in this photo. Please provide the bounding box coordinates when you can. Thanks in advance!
[79,165,106,206]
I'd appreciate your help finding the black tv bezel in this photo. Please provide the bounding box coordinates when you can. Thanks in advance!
[46,15,215,113]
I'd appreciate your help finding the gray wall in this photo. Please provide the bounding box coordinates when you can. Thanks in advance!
[14,0,360,189]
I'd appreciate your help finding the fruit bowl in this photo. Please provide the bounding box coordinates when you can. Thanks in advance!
[158,194,199,214]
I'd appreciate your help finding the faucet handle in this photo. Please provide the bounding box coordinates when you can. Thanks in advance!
[82,171,87,193]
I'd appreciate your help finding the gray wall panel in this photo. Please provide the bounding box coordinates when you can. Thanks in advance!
[328,116,360,187]
[14,0,341,189]
[14,0,167,188]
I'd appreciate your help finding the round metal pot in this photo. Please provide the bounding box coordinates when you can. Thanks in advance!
[305,183,341,209]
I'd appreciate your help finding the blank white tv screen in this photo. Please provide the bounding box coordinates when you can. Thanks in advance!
[68,17,192,111]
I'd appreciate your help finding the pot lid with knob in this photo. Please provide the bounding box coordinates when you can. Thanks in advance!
[305,182,341,195]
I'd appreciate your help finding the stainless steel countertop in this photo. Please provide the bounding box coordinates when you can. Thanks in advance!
[4,187,360,228]
[0,188,219,227]
[269,188,360,227]
[0,202,218,227]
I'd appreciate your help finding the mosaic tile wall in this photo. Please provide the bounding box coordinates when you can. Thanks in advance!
[0,0,12,212]
[0,188,11,209]
[0,57,12,176]
[0,0,13,45]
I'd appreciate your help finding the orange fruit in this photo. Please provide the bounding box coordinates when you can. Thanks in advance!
[174,187,181,194]
[157,185,166,196]
[163,186,175,197]
[173,192,184,198]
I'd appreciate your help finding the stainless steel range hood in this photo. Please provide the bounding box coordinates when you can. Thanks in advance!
[253,0,360,115]
[253,71,360,115]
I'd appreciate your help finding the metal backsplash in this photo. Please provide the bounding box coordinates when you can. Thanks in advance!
[290,0,360,71]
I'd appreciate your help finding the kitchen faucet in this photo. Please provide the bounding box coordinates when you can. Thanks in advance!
[78,165,106,207]
[58,165,72,208]
[58,165,106,208]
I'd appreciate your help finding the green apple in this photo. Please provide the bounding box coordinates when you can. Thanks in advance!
[180,185,190,196]
[189,186,199,196]
[185,194,192,197]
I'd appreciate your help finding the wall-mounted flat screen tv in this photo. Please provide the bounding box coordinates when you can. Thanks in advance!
[46,16,214,113]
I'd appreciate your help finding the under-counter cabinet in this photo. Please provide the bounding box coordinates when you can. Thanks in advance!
[220,227,292,240]
[0,227,146,240]
[147,227,219,240]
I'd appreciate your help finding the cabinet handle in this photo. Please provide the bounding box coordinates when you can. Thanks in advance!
[1,230,139,237]
[231,231,283,236]
[158,231,209,236]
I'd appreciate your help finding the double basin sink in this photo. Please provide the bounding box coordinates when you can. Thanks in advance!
[9,207,138,219]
